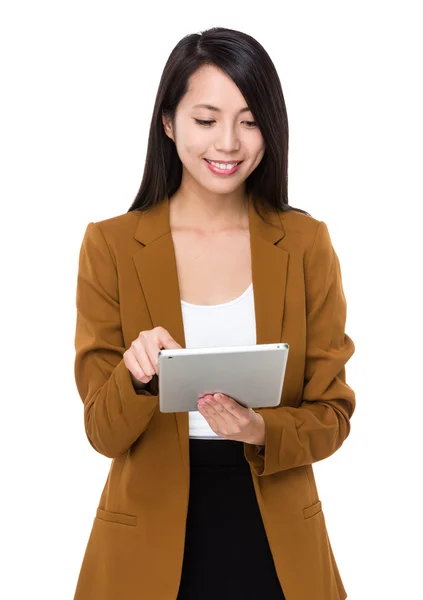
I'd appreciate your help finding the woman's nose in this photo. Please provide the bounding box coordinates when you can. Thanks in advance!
[214,125,241,152]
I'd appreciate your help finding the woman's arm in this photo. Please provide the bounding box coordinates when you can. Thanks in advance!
[244,220,356,476]
[74,222,159,458]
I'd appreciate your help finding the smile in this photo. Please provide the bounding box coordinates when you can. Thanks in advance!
[204,159,243,175]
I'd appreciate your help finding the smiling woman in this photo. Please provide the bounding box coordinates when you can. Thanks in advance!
[127,26,307,222]
[160,63,267,200]
[73,25,355,600]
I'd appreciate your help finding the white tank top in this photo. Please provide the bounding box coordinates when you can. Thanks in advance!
[181,282,256,440]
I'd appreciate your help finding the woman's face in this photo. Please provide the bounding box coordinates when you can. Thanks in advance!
[163,64,265,195]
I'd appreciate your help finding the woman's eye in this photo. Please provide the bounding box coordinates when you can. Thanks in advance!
[194,119,258,128]
[195,119,214,126]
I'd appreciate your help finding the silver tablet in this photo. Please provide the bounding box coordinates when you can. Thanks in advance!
[158,343,289,413]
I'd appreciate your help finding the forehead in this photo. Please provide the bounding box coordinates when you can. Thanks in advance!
[180,64,250,111]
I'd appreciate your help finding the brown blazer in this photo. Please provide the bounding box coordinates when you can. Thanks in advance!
[73,193,355,600]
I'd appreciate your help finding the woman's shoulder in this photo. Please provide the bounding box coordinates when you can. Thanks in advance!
[91,210,141,237]
[276,207,339,271]
[82,210,147,261]
[279,204,320,229]
[277,205,326,249]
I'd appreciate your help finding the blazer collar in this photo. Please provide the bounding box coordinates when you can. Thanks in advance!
[134,191,285,246]
[132,192,288,467]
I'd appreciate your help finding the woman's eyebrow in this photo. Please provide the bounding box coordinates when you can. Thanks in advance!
[192,103,251,114]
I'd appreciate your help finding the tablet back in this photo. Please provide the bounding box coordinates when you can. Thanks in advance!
[158,343,289,413]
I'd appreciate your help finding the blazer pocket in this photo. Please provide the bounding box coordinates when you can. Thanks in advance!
[96,507,138,527]
[303,499,322,520]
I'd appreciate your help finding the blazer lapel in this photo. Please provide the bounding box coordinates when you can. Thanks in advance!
[132,192,288,470]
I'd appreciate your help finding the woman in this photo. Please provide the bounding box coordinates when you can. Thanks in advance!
[73,27,356,600]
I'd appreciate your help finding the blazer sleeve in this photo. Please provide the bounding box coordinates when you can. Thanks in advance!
[74,222,159,458]
[244,220,356,476]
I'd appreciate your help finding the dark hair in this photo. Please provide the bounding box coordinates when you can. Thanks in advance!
[127,27,310,221]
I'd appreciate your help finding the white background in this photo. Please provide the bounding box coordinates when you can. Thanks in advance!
[1,1,422,598]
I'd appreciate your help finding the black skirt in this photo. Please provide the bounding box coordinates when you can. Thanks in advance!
[176,438,286,600]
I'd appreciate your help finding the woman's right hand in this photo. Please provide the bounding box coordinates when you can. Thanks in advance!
[123,326,182,388]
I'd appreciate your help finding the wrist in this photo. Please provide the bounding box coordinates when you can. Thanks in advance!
[249,412,265,446]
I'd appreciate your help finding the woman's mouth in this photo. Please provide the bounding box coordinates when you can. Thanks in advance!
[204,159,243,176]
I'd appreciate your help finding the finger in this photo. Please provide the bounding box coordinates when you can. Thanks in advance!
[132,343,156,379]
[202,399,236,432]
[198,405,222,434]
[213,394,245,420]
[203,412,219,433]
[125,351,153,384]
[143,342,160,375]
[138,335,160,375]
[154,327,182,349]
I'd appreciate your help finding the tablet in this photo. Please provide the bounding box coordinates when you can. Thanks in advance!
[158,342,289,413]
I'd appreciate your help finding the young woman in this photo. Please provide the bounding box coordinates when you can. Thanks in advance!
[73,27,356,600]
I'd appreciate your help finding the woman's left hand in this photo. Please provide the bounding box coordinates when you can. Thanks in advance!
[197,393,265,445]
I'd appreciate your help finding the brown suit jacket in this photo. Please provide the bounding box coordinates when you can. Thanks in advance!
[73,193,355,600]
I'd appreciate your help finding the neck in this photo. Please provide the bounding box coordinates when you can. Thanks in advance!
[169,186,249,233]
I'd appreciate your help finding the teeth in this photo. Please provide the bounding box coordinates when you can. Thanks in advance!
[208,160,239,170]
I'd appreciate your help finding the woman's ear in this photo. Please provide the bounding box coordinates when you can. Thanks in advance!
[162,112,174,141]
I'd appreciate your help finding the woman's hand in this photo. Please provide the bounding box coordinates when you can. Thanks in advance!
[197,393,265,445]
[123,326,182,389]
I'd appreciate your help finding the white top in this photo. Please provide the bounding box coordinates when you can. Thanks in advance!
[181,282,256,440]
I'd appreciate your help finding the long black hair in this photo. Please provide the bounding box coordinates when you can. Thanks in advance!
[127,27,310,220]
